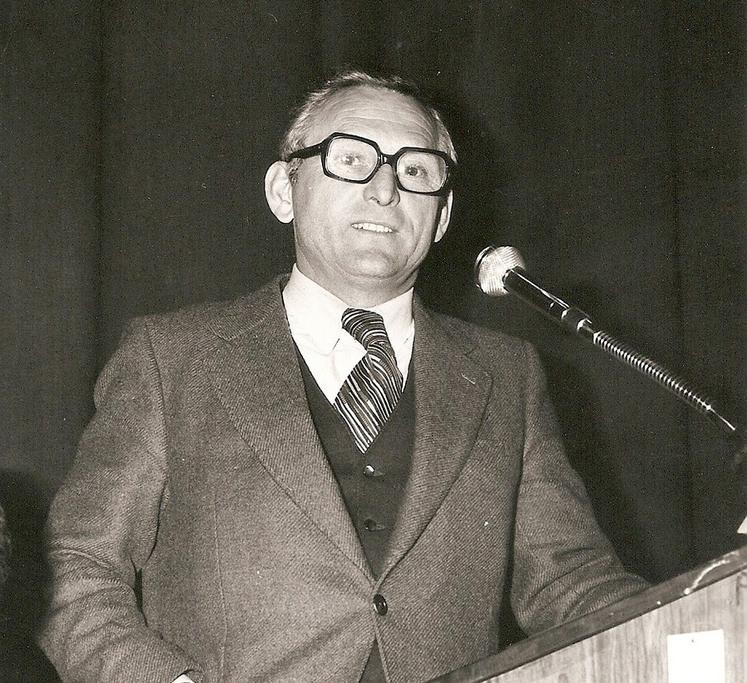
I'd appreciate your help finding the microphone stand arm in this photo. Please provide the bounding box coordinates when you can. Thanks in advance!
[503,268,739,438]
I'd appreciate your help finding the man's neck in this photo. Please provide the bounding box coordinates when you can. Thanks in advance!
[294,265,413,309]
[284,266,414,330]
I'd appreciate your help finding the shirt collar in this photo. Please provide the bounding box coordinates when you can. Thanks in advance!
[282,265,414,355]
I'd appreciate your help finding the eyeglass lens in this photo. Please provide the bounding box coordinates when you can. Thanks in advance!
[325,137,447,193]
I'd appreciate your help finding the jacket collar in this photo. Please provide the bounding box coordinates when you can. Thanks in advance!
[378,300,493,579]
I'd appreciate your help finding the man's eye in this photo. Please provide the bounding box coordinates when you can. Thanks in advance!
[403,164,428,177]
[338,153,365,166]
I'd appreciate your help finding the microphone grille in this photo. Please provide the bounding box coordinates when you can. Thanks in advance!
[474,246,527,296]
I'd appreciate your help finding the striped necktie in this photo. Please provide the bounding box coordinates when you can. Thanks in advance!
[333,308,404,452]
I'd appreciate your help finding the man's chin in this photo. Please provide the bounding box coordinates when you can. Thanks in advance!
[343,256,403,285]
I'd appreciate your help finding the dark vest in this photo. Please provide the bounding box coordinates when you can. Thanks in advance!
[297,352,416,681]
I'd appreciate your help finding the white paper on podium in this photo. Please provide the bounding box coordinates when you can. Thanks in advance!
[667,630,725,683]
[738,515,747,534]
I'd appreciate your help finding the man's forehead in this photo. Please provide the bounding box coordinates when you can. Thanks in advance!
[309,86,438,147]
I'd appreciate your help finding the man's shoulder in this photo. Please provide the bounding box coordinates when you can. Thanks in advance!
[127,276,286,351]
[422,307,549,399]
[425,307,528,359]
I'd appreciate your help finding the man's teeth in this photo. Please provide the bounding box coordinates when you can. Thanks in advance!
[352,222,393,233]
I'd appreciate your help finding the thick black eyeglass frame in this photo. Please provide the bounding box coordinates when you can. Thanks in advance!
[287,132,456,196]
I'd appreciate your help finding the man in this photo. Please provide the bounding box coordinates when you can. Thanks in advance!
[41,71,646,682]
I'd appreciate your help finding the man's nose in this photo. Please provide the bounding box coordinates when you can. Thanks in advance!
[364,163,400,206]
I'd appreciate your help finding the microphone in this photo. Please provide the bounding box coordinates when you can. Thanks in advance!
[474,245,739,437]
[474,246,596,337]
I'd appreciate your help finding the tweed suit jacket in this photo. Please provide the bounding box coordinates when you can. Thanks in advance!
[41,276,646,682]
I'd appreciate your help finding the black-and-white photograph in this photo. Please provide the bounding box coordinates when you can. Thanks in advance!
[2,2,745,681]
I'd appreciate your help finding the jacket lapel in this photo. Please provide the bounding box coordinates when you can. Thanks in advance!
[380,302,494,578]
[203,279,372,581]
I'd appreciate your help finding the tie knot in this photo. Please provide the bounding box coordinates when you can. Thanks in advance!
[341,308,391,351]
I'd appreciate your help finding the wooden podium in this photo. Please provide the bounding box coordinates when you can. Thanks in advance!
[434,544,747,682]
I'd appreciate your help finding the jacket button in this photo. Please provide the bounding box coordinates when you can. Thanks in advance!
[373,593,388,615]
[363,464,382,477]
[363,518,385,532]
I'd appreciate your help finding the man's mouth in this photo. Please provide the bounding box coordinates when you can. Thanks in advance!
[351,222,394,234]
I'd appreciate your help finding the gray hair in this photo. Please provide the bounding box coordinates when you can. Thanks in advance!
[280,70,456,182]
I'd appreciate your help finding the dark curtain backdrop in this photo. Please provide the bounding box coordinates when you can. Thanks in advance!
[2,0,745,675]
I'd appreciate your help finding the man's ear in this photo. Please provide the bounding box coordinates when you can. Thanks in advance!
[434,190,453,243]
[264,161,294,224]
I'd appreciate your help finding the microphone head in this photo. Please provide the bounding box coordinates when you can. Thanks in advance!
[474,246,527,296]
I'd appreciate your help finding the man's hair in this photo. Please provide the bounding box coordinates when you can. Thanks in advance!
[280,70,456,181]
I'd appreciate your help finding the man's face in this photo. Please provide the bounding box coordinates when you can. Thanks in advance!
[268,86,452,306]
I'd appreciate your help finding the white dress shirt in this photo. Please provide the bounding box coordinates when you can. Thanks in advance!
[282,265,415,402]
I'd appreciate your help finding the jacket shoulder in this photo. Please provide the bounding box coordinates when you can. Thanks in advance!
[99,278,286,395]
[430,309,529,358]
[130,277,283,350]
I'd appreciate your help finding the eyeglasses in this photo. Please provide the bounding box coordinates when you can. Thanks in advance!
[287,132,455,196]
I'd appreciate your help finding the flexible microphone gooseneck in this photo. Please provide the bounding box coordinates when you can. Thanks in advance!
[474,245,739,437]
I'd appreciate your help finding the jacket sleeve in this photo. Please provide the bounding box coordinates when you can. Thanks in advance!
[39,319,203,682]
[509,342,648,634]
